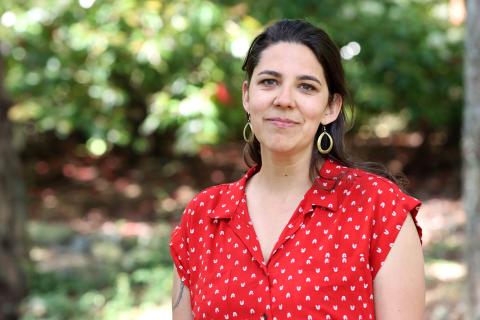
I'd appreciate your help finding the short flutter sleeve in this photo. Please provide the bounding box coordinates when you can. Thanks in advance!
[169,201,196,287]
[368,179,422,279]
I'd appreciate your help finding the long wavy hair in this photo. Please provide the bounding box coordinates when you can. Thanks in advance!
[241,19,402,186]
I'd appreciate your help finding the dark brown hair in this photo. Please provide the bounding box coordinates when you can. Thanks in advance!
[241,19,401,185]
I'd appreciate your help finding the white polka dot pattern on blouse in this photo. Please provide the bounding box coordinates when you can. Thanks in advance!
[170,159,422,320]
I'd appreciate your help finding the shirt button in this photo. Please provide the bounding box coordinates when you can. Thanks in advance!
[262,313,268,319]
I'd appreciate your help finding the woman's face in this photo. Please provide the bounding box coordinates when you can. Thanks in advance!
[242,42,342,157]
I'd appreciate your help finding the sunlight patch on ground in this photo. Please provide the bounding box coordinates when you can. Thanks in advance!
[426,260,466,282]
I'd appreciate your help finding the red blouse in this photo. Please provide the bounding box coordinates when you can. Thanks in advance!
[170,159,422,320]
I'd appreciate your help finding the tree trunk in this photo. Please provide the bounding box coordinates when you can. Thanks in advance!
[464,1,480,319]
[0,49,28,319]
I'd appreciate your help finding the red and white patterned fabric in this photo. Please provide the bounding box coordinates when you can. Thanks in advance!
[170,159,422,320]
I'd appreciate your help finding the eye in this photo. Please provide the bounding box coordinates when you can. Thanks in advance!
[299,83,316,92]
[259,78,278,86]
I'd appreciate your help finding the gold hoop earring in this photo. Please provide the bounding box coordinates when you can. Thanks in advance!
[317,126,333,154]
[243,115,253,142]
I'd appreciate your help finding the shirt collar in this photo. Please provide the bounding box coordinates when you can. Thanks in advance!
[207,159,348,220]
[301,159,349,213]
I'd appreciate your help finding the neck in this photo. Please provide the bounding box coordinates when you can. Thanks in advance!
[254,147,318,193]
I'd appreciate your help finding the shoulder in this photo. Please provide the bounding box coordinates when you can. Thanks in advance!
[181,183,232,217]
[179,172,248,220]
[187,183,231,207]
[340,166,422,231]
[320,159,396,192]
[344,166,403,198]
[170,183,232,236]
[332,165,419,216]
[330,167,403,198]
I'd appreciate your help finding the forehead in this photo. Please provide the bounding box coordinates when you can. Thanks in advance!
[254,42,326,78]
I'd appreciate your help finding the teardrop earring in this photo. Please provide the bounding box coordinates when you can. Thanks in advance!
[317,125,333,154]
[243,114,254,142]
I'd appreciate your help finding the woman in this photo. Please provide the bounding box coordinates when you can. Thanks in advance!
[170,19,424,320]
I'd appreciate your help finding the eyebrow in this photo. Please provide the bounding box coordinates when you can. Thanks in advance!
[257,70,322,85]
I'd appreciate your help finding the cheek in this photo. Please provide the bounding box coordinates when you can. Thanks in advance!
[305,121,322,140]
[248,108,265,133]
[248,94,272,113]
[301,105,328,137]
[303,102,327,123]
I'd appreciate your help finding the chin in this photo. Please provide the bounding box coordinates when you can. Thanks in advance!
[258,134,307,154]
[261,142,298,154]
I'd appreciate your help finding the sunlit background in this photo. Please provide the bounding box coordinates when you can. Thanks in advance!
[0,0,467,319]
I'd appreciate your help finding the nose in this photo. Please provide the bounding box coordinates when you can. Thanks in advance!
[274,85,295,108]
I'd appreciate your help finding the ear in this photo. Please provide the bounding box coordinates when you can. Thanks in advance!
[322,93,343,125]
[242,80,250,113]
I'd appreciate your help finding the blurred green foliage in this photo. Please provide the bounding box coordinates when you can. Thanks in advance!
[0,0,463,153]
[22,221,173,319]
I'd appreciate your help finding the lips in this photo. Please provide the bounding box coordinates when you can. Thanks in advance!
[265,117,300,128]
